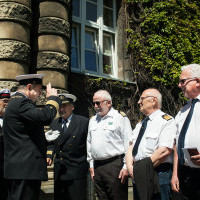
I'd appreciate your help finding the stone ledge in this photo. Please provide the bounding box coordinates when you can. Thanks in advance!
[0,40,30,63]
[37,51,69,72]
[38,17,70,38]
[0,2,31,27]
[38,0,70,8]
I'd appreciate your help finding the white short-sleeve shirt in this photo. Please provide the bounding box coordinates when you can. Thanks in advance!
[130,109,177,163]
[87,107,132,168]
[175,95,200,168]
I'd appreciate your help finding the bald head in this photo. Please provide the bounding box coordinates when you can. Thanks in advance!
[138,88,162,116]
[144,88,162,108]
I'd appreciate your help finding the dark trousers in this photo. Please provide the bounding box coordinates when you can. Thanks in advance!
[178,165,200,200]
[133,164,172,200]
[94,157,128,200]
[0,169,8,200]
[7,179,41,200]
[54,178,87,200]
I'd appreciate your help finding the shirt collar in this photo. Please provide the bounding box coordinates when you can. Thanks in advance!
[148,109,162,121]
[62,113,73,123]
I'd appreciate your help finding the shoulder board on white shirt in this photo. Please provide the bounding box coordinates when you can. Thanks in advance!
[118,110,127,117]
[162,114,172,121]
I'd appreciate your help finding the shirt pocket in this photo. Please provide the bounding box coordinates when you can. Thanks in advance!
[145,132,158,152]
[103,125,116,142]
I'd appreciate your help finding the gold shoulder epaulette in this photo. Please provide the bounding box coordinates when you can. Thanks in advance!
[162,114,172,121]
[46,100,59,111]
[119,111,127,117]
[47,150,53,155]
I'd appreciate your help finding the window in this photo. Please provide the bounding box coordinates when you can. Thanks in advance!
[71,0,117,78]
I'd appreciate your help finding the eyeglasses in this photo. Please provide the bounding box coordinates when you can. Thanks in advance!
[179,77,197,85]
[93,100,108,106]
[139,96,155,101]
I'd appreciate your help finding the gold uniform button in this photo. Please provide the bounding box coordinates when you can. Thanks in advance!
[60,151,62,153]
[73,136,75,138]
[60,158,63,160]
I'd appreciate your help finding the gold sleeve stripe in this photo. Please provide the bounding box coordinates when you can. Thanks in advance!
[47,151,53,155]
[46,100,59,111]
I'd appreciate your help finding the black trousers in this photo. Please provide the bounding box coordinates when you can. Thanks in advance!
[94,157,128,200]
[7,179,41,200]
[54,178,87,200]
[0,169,8,200]
[178,165,200,200]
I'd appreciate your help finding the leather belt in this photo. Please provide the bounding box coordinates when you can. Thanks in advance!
[155,163,173,173]
[94,154,124,166]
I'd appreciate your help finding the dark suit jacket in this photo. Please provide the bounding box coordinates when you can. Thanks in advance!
[134,157,160,200]
[48,114,89,180]
[3,92,60,180]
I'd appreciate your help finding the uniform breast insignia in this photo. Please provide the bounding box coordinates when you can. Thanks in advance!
[162,114,172,121]
[119,111,127,117]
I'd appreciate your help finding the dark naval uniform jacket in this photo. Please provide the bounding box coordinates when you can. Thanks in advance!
[48,114,89,180]
[3,92,60,181]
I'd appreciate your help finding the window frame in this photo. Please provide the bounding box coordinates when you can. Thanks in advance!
[71,0,117,78]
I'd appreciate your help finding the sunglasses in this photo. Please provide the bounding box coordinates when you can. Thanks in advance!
[92,100,108,106]
[179,77,197,85]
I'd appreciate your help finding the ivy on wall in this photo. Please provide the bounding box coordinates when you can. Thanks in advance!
[124,0,200,118]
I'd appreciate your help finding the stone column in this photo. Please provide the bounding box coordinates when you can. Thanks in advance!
[0,0,32,89]
[35,0,70,89]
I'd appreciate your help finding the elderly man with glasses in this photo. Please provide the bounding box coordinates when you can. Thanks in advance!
[126,88,176,200]
[171,63,200,199]
[87,90,132,200]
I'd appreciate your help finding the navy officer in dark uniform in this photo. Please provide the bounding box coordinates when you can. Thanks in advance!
[3,74,61,200]
[47,93,89,200]
[0,89,10,200]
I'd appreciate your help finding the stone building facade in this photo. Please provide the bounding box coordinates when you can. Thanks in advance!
[0,0,135,199]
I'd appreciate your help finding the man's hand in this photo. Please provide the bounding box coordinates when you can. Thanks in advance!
[46,83,58,98]
[47,158,52,166]
[45,130,60,142]
[171,174,179,193]
[118,169,128,184]
[191,154,200,166]
[89,167,95,181]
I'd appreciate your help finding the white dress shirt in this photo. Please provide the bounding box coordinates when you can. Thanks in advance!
[62,114,73,129]
[175,95,200,168]
[87,107,132,168]
[130,109,176,163]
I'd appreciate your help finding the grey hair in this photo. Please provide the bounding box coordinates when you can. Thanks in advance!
[181,63,200,78]
[94,90,112,105]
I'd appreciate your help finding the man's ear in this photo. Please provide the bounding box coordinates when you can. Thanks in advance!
[26,84,32,91]
[107,100,112,106]
[196,78,200,87]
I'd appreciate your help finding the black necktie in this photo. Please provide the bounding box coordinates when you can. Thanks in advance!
[132,116,150,156]
[178,98,198,165]
[62,119,68,132]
